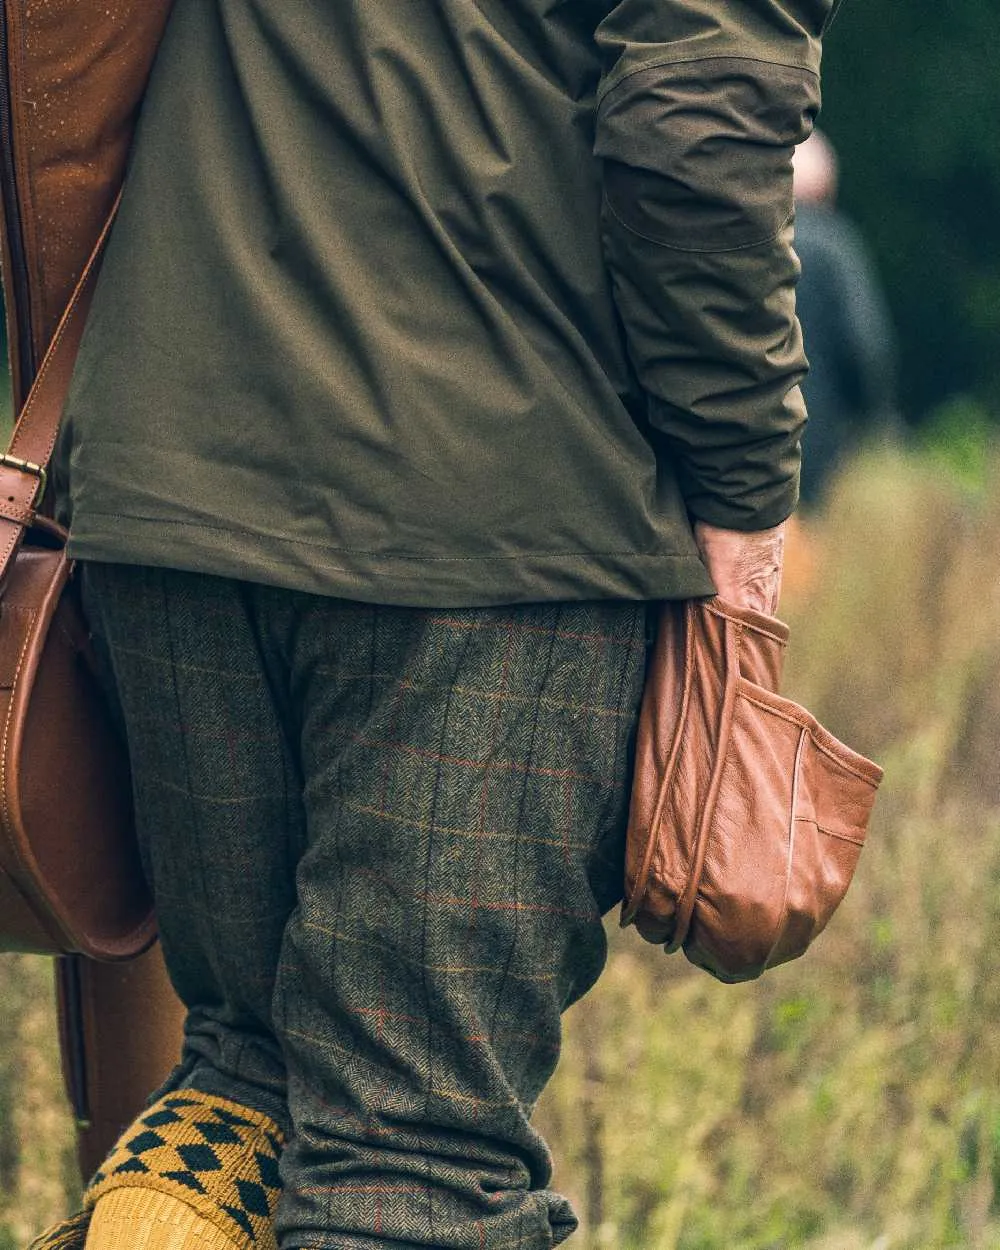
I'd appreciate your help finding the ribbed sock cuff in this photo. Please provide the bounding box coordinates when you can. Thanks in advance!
[86,1187,261,1250]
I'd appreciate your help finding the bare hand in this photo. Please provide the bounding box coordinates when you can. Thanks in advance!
[693,519,786,616]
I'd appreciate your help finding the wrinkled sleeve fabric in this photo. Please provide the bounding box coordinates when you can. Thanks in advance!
[595,0,841,529]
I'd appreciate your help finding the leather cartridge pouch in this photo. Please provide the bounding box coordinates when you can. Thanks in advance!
[622,597,883,983]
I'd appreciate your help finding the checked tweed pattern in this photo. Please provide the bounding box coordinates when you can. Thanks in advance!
[80,565,649,1248]
[86,1092,284,1246]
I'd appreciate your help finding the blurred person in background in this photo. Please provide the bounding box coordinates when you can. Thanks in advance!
[792,128,898,508]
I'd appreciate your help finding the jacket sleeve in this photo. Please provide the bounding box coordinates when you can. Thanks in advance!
[594,0,842,529]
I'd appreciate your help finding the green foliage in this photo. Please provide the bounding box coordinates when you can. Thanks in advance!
[819,2,1000,424]
[917,396,996,498]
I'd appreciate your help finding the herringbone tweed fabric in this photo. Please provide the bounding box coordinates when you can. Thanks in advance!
[81,564,650,1249]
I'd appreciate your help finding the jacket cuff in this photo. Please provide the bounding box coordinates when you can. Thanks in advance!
[680,472,801,532]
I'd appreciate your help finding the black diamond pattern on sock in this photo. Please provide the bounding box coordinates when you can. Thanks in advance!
[254,1150,280,1191]
[126,1130,165,1156]
[161,1170,208,1195]
[212,1107,258,1129]
[194,1118,243,1146]
[143,1108,183,1129]
[177,1143,224,1173]
[235,1180,271,1219]
[221,1205,256,1242]
[112,1158,150,1176]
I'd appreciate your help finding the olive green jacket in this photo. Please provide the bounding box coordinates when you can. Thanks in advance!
[2,0,843,607]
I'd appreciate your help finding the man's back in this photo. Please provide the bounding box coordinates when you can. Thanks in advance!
[59,0,824,609]
[59,0,692,606]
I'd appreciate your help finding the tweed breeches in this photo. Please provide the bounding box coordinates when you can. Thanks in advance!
[80,564,649,1249]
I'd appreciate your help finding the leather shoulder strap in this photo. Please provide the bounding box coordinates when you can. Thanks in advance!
[0,195,121,582]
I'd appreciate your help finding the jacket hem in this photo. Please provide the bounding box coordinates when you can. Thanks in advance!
[66,516,717,608]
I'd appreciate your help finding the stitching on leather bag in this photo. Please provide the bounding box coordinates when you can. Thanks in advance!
[706,598,788,646]
[0,615,37,853]
[763,724,807,972]
[738,685,879,785]
[671,606,742,950]
[0,500,34,527]
[624,602,696,925]
[739,684,810,726]
[806,719,883,783]
[0,530,19,580]
[803,821,866,847]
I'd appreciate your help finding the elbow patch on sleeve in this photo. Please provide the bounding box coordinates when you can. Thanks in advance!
[596,57,820,252]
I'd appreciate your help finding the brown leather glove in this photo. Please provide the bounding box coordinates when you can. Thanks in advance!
[693,519,786,616]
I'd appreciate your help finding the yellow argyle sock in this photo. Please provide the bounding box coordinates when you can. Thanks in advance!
[82,1091,284,1250]
[28,1091,285,1250]
[28,1095,285,1250]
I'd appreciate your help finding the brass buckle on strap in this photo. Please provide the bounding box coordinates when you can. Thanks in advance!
[0,452,47,502]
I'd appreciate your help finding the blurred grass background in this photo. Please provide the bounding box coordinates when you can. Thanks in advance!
[2,429,1000,1248]
[535,430,1000,1249]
